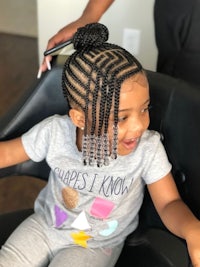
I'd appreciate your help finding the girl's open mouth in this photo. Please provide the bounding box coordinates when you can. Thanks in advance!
[122,137,139,151]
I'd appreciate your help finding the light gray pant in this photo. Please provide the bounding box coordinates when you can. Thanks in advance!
[0,213,123,267]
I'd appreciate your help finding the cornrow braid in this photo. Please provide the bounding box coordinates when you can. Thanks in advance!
[62,23,143,167]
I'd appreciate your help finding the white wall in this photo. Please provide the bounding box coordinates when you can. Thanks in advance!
[37,0,157,70]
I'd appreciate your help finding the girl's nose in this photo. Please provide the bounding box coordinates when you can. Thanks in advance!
[129,116,146,135]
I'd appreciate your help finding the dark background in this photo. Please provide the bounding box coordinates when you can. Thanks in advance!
[0,33,46,213]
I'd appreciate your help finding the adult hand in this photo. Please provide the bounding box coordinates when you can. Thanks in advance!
[37,0,115,78]
[37,19,85,78]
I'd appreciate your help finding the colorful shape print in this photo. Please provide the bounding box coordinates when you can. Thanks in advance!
[54,205,68,227]
[71,211,91,230]
[90,197,115,219]
[71,231,92,248]
[99,220,118,236]
[62,186,79,209]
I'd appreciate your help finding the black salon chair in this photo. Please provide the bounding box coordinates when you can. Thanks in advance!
[1,55,199,266]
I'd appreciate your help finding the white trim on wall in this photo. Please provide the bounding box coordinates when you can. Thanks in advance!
[0,0,37,37]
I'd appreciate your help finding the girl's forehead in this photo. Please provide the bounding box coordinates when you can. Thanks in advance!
[119,73,149,108]
[121,72,149,93]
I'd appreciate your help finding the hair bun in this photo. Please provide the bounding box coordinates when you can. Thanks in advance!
[73,23,109,50]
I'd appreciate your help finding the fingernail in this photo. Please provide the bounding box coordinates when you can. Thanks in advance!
[37,68,42,79]
[46,58,51,70]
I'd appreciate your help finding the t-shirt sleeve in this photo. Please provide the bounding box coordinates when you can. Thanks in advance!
[142,133,172,184]
[21,117,52,162]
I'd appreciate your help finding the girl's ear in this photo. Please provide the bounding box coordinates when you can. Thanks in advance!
[69,109,85,129]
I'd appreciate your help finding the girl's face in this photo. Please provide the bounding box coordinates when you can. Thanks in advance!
[108,72,150,156]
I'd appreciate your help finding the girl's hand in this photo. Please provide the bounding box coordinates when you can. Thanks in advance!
[186,221,200,266]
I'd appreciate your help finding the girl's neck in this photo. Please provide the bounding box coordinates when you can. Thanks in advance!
[76,128,83,152]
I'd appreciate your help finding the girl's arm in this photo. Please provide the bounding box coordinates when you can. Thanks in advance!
[0,137,30,168]
[148,173,200,266]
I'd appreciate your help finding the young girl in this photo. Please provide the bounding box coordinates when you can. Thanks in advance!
[1,23,200,267]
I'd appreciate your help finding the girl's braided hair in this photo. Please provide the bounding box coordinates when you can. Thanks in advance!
[62,23,143,167]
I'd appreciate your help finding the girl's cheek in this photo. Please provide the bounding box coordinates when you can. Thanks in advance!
[115,125,124,141]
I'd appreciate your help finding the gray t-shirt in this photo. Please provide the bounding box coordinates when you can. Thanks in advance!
[22,115,171,248]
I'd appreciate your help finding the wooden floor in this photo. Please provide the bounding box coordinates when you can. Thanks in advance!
[0,33,46,214]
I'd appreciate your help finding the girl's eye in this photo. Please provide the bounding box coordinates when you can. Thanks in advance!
[118,116,127,122]
[141,104,152,114]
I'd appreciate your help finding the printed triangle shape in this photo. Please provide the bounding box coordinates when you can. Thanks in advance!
[71,211,91,230]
